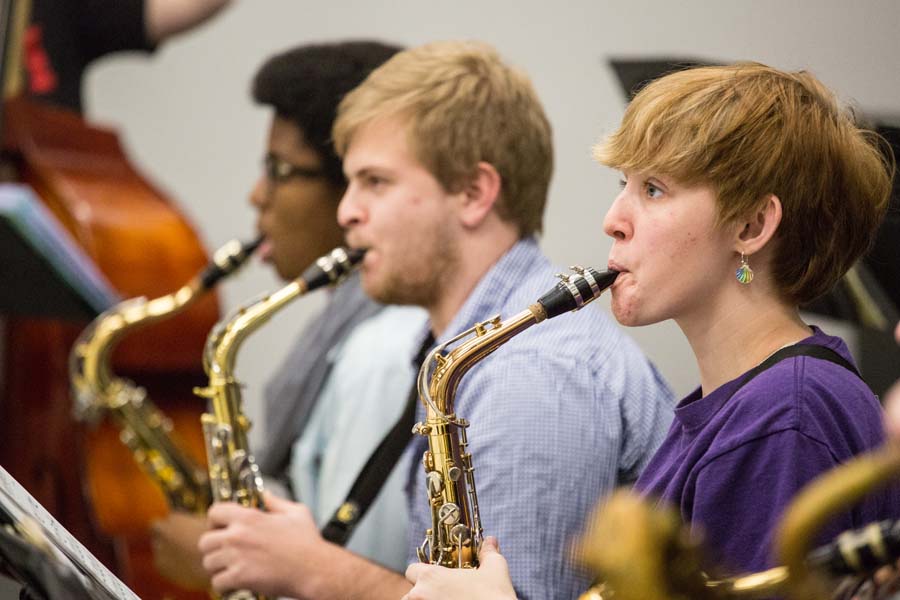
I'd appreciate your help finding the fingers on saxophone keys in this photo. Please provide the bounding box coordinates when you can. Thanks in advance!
[206,500,253,528]
[405,562,428,584]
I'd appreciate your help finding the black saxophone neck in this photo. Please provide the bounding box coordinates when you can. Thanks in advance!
[199,236,263,289]
[301,247,366,291]
[537,267,618,319]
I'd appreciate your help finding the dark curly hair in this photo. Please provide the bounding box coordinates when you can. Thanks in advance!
[252,40,402,189]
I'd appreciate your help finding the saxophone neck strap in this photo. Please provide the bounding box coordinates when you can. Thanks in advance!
[728,343,861,401]
[321,333,435,546]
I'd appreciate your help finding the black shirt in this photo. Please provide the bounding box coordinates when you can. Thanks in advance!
[24,0,155,112]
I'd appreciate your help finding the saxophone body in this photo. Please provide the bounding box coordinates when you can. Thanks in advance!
[194,247,363,600]
[414,266,618,569]
[69,238,259,512]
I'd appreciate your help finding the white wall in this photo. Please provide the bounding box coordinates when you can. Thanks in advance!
[85,0,900,436]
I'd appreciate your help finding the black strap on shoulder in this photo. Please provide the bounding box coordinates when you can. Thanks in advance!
[728,343,861,401]
[321,333,434,546]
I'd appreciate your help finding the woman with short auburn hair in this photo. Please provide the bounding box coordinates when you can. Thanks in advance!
[402,62,898,600]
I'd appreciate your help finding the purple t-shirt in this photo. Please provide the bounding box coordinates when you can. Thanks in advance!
[635,327,899,575]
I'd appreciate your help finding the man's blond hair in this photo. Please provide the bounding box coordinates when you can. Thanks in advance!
[333,40,553,237]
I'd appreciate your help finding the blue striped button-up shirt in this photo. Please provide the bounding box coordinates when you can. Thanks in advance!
[403,238,674,599]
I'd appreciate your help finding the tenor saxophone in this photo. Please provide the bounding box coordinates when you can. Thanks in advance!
[577,444,900,600]
[193,247,363,600]
[69,237,260,511]
[414,266,619,568]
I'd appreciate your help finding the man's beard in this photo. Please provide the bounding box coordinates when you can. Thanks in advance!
[369,224,459,310]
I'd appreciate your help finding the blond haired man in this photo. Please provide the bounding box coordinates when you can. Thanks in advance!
[196,41,673,600]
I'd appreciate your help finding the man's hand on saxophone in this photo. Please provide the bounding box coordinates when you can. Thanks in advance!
[198,492,412,599]
[199,492,321,598]
[403,537,516,600]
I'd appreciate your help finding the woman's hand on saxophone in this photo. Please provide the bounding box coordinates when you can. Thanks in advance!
[198,491,324,598]
[402,537,517,600]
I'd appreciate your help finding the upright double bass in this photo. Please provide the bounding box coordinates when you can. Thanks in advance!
[0,1,223,597]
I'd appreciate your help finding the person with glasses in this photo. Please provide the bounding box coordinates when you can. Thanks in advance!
[194,40,673,600]
[150,39,428,589]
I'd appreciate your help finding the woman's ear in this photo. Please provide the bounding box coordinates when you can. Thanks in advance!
[458,161,502,228]
[736,193,782,255]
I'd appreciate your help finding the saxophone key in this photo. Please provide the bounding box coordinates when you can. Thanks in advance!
[426,471,444,496]
[450,524,470,546]
[438,502,461,526]
[422,450,435,471]
[446,462,461,482]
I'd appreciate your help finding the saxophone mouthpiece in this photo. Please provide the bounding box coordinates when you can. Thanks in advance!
[537,267,618,320]
[200,236,263,289]
[806,519,900,576]
[301,247,367,291]
[242,235,264,256]
[345,247,366,264]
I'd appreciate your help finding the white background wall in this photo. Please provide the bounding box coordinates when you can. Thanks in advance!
[84,0,900,438]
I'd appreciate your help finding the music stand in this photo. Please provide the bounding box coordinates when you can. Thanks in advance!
[0,183,119,320]
[0,465,140,599]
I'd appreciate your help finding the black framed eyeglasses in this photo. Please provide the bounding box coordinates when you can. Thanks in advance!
[263,154,326,183]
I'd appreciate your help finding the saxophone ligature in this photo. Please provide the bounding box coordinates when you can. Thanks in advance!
[414,266,619,569]
[194,247,363,600]
[576,443,900,600]
[69,237,260,511]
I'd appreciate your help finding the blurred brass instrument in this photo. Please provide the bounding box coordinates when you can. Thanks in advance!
[414,266,619,568]
[577,444,900,600]
[69,237,260,511]
[194,247,363,600]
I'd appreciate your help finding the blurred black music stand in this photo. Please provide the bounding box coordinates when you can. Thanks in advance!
[0,465,140,599]
[608,58,900,396]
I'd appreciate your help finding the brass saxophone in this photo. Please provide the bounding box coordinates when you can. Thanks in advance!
[414,266,619,568]
[577,444,900,600]
[69,237,260,512]
[194,247,363,600]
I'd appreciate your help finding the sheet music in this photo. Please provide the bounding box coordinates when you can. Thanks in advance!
[0,184,120,314]
[0,465,140,600]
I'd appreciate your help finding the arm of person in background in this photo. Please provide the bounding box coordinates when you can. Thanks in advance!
[883,321,900,440]
[197,492,411,599]
[848,321,900,600]
[144,0,231,44]
[403,537,516,600]
[150,511,210,590]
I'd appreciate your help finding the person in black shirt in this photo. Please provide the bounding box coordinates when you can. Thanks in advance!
[23,0,230,112]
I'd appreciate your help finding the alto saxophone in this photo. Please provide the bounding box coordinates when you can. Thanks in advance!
[70,237,260,511]
[194,247,363,600]
[414,266,619,568]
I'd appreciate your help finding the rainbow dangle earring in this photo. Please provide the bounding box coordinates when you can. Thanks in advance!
[736,252,754,285]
